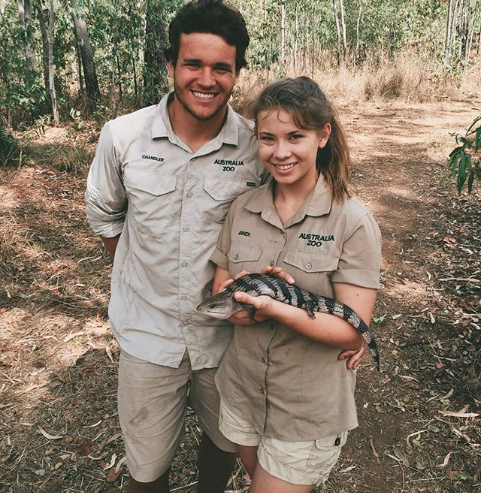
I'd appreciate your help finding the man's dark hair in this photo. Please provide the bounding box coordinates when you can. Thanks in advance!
[166,0,249,72]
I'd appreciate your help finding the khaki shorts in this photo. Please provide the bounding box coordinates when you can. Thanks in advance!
[219,400,347,486]
[118,350,236,483]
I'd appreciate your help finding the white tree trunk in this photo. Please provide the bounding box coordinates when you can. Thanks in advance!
[280,1,286,66]
[48,0,59,124]
[332,0,341,65]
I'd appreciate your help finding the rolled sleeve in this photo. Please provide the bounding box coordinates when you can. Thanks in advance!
[85,122,127,237]
[331,214,381,289]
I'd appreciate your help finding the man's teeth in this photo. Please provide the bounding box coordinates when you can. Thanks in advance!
[193,92,215,100]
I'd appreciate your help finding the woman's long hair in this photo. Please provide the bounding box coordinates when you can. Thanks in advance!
[246,76,351,202]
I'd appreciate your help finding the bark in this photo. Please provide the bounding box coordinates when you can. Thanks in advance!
[17,0,35,73]
[339,0,347,59]
[332,0,341,65]
[280,1,286,66]
[36,3,50,92]
[293,5,298,71]
[143,0,168,107]
[355,2,362,66]
[70,0,100,109]
[48,0,59,124]
[445,0,454,66]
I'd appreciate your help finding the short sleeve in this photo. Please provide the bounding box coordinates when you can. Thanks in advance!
[209,199,238,270]
[331,213,381,289]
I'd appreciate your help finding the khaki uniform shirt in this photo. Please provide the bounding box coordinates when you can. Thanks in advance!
[85,93,265,369]
[212,176,381,440]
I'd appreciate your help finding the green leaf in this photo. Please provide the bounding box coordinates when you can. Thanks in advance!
[475,127,481,152]
[457,153,467,193]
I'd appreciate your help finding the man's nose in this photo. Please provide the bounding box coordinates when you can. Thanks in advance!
[198,68,215,88]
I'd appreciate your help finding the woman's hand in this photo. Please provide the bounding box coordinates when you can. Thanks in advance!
[338,345,365,370]
[260,265,295,285]
[227,266,294,325]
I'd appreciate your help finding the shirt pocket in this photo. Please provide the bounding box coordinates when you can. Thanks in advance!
[124,169,177,237]
[203,178,259,224]
[227,242,262,276]
[283,250,339,295]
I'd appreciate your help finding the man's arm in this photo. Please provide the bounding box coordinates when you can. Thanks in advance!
[100,234,121,258]
[85,122,127,242]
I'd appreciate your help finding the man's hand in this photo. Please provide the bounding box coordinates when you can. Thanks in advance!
[338,345,365,370]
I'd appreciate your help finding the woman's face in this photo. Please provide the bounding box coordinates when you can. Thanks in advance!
[256,108,330,189]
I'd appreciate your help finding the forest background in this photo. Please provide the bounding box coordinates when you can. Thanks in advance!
[0,1,481,492]
[0,0,480,130]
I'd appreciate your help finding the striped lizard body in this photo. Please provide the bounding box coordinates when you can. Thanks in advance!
[197,273,380,371]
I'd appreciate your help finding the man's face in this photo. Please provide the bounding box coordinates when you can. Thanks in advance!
[169,33,238,122]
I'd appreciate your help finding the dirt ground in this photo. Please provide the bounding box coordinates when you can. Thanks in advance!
[0,99,480,493]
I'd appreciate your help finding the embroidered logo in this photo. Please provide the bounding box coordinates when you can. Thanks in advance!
[142,154,164,163]
[238,230,251,237]
[299,233,335,247]
[214,159,245,172]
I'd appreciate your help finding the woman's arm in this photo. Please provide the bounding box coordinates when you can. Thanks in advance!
[232,282,377,351]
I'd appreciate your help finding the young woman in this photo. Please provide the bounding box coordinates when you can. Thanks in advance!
[209,77,382,492]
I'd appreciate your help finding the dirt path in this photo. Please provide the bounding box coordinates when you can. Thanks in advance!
[0,100,480,493]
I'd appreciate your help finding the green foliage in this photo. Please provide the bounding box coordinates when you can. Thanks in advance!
[448,113,481,194]
[0,123,20,166]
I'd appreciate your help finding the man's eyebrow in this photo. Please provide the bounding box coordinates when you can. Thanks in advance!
[214,62,234,70]
[181,57,201,64]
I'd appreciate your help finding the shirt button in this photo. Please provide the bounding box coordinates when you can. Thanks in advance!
[183,226,190,232]
[269,260,275,266]
[181,261,189,267]
[269,323,275,330]
[260,357,266,364]
[187,191,193,198]
[259,388,265,394]
[180,295,187,300]
[305,262,312,270]
[234,254,239,260]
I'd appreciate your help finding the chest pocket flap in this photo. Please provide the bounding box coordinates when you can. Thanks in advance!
[227,243,262,264]
[283,250,339,273]
[204,179,258,201]
[124,169,176,196]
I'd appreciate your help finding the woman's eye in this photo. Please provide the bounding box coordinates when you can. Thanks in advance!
[290,134,303,140]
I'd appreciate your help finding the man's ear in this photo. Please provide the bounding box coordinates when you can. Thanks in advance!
[168,61,174,78]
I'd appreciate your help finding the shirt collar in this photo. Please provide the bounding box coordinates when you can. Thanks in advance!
[246,174,333,227]
[150,92,239,147]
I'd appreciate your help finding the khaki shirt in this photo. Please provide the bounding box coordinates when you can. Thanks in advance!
[85,93,265,369]
[212,177,381,440]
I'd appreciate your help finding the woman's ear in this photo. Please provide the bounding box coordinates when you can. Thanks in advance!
[318,123,332,149]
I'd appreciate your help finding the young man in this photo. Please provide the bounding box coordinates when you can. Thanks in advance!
[85,1,265,492]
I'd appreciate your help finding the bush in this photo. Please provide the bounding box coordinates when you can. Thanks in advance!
[448,113,481,193]
[0,123,20,166]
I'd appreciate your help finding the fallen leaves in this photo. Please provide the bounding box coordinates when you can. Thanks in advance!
[38,427,63,440]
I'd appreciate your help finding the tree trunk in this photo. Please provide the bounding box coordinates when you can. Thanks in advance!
[36,2,50,93]
[293,5,298,71]
[339,0,347,60]
[70,0,100,109]
[445,0,454,66]
[280,1,286,67]
[143,0,169,107]
[355,2,362,66]
[17,0,35,73]
[48,0,59,124]
[332,0,341,66]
